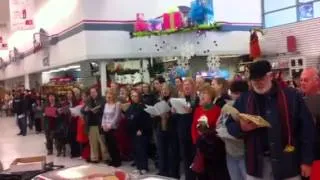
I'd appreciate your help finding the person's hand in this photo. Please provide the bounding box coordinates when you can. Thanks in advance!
[137,130,142,136]
[171,107,176,114]
[240,119,258,132]
[301,164,311,178]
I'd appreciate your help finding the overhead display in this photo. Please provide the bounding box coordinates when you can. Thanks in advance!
[156,0,261,24]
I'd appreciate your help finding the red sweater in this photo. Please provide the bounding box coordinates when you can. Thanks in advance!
[192,105,222,144]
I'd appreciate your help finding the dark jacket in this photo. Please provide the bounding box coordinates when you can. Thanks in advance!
[142,94,156,106]
[82,97,105,127]
[226,87,315,179]
[12,94,27,115]
[126,103,152,137]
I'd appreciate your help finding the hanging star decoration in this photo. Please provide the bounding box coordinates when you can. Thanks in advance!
[207,55,221,71]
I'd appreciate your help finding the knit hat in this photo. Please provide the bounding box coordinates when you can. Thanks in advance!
[249,60,271,80]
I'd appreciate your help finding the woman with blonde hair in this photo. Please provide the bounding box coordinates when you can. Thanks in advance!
[101,90,122,167]
[156,83,180,178]
[175,77,199,180]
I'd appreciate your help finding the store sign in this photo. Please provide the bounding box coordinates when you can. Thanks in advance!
[9,0,35,31]
[50,77,73,83]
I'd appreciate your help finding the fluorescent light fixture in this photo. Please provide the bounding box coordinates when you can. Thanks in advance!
[42,65,80,74]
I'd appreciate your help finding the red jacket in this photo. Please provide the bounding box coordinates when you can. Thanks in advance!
[192,105,222,144]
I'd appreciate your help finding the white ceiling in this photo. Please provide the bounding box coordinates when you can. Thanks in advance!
[0,0,10,24]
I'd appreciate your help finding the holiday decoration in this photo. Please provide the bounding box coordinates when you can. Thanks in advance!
[131,23,221,38]
[148,19,162,31]
[189,0,214,25]
[162,7,184,30]
[250,28,263,60]
[207,55,221,71]
[135,13,149,32]
[180,42,196,64]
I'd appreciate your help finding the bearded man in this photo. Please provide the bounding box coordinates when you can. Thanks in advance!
[226,60,315,180]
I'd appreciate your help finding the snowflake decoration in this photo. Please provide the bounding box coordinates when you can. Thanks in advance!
[207,55,221,71]
[177,56,190,70]
[180,42,196,61]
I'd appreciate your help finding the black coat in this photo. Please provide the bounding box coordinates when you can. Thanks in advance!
[126,103,152,137]
[12,95,27,115]
[227,87,315,179]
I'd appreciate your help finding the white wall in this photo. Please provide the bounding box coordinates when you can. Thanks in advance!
[1,0,83,55]
[83,0,261,23]
[85,30,251,59]
[0,31,87,80]
[261,18,320,67]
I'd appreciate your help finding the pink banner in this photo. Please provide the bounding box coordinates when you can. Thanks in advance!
[9,0,35,31]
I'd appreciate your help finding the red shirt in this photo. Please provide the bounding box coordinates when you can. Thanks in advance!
[192,105,222,144]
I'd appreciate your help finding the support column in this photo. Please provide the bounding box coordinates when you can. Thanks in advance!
[24,74,30,90]
[100,61,108,95]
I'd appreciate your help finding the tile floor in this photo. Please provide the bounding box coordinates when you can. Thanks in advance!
[0,116,159,177]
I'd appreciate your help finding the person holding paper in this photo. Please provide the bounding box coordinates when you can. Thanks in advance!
[67,90,81,158]
[176,77,199,180]
[155,83,180,179]
[101,90,122,167]
[82,87,110,163]
[43,93,59,155]
[226,60,315,180]
[217,80,249,180]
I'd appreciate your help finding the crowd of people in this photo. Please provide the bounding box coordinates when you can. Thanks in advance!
[5,60,320,180]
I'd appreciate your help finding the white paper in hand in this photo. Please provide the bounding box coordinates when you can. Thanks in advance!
[170,98,188,114]
[154,101,171,115]
[69,105,82,116]
[144,105,160,116]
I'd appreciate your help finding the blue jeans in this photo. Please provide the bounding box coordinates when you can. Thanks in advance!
[226,154,246,180]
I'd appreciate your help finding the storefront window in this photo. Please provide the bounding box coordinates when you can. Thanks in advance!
[263,0,320,27]
[264,0,296,13]
[314,1,320,18]
[299,2,314,20]
[264,8,297,27]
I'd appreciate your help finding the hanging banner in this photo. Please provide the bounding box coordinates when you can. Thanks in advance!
[9,0,35,31]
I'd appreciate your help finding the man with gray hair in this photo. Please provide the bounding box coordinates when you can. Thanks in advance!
[226,60,315,180]
[300,67,320,161]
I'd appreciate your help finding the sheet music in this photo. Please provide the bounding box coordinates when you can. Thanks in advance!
[69,105,82,116]
[169,98,188,114]
[144,105,160,116]
[144,101,171,116]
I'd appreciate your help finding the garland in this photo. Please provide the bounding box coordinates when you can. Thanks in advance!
[131,23,222,38]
